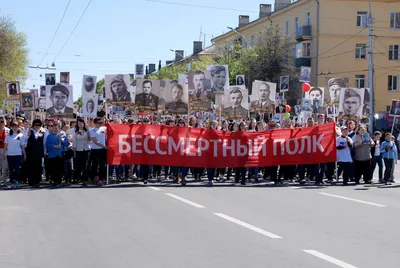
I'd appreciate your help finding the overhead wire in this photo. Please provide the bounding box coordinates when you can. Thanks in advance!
[38,0,72,66]
[319,28,367,57]
[145,0,257,13]
[53,0,93,63]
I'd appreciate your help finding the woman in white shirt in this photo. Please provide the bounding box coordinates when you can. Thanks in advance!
[72,118,91,186]
[3,122,26,188]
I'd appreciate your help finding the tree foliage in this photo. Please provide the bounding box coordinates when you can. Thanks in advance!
[215,26,300,102]
[0,14,29,110]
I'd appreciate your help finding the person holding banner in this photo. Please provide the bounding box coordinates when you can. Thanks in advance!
[90,117,108,186]
[72,118,91,186]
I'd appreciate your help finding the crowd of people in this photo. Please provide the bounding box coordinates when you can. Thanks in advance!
[0,113,397,189]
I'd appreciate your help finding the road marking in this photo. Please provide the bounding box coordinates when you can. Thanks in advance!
[303,250,358,268]
[213,213,282,239]
[290,186,302,189]
[148,186,161,191]
[165,193,205,208]
[319,192,386,207]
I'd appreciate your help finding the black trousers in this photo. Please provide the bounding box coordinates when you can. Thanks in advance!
[48,156,64,185]
[74,150,90,183]
[90,149,107,181]
[140,165,150,180]
[326,162,335,180]
[235,167,246,183]
[27,156,43,186]
[153,165,162,177]
[354,159,371,183]
[282,165,296,181]
[383,158,394,183]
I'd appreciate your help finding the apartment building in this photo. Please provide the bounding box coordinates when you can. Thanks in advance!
[211,0,400,113]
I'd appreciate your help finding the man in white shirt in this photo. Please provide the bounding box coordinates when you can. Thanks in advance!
[336,126,353,185]
[90,117,108,185]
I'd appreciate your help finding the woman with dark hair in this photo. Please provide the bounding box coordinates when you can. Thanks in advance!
[3,122,25,188]
[73,118,91,186]
[171,119,188,185]
[25,119,46,187]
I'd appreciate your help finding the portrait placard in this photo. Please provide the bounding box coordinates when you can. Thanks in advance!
[324,77,349,105]
[206,65,229,94]
[45,73,56,85]
[60,72,70,84]
[389,99,400,116]
[45,84,74,118]
[223,86,249,119]
[135,64,145,79]
[161,81,189,114]
[236,75,245,86]
[83,95,98,118]
[188,70,212,112]
[299,67,311,83]
[279,75,289,92]
[104,74,133,105]
[338,88,365,119]
[249,81,276,113]
[5,81,20,100]
[20,92,35,111]
[82,75,97,96]
[135,79,161,111]
[304,87,324,103]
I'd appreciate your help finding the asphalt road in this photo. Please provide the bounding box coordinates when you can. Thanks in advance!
[1,170,399,268]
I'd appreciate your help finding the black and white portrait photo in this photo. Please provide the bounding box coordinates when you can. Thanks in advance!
[207,65,229,94]
[105,74,133,104]
[188,70,212,111]
[324,77,348,104]
[223,86,249,119]
[135,64,145,79]
[389,99,400,116]
[301,98,312,112]
[37,97,46,112]
[45,84,74,117]
[305,87,324,103]
[5,81,20,100]
[40,85,46,97]
[60,72,70,84]
[20,92,35,111]
[236,75,245,86]
[135,79,160,111]
[279,75,289,92]
[83,95,98,118]
[326,106,337,116]
[164,83,189,114]
[338,88,364,119]
[249,81,276,113]
[82,75,97,96]
[312,99,323,114]
[294,105,301,115]
[45,73,56,85]
[299,67,311,83]
[275,98,287,114]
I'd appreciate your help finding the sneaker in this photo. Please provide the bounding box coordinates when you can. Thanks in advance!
[208,180,214,186]
[144,179,148,185]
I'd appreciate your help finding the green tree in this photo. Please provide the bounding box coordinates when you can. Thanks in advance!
[0,14,29,110]
[74,78,105,107]
[215,26,300,102]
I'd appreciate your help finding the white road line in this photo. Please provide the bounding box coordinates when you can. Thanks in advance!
[290,186,302,189]
[303,250,358,268]
[148,186,161,191]
[213,213,282,239]
[165,193,205,208]
[319,192,387,207]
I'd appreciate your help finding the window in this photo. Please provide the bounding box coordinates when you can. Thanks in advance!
[295,17,299,34]
[388,75,398,91]
[357,11,368,27]
[306,12,311,26]
[295,41,312,58]
[285,21,289,36]
[258,32,262,45]
[251,35,254,47]
[390,12,400,29]
[355,75,365,88]
[389,45,400,60]
[355,44,367,59]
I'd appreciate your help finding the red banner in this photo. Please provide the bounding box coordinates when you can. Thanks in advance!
[107,123,337,167]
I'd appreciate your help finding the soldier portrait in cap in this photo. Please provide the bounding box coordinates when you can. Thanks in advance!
[82,75,97,96]
[299,67,311,83]
[60,72,70,84]
[207,65,229,94]
[223,86,248,119]
[5,82,20,100]
[135,79,160,111]
[45,84,74,117]
[105,74,132,104]
[301,98,312,112]
[324,77,348,104]
[339,88,364,118]
[165,83,189,114]
[188,71,212,111]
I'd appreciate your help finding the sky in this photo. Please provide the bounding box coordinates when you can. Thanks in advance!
[2,0,276,101]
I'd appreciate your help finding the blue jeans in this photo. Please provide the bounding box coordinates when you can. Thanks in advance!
[171,166,187,178]
[7,155,22,184]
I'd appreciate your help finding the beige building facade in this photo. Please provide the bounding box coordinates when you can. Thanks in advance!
[212,0,400,113]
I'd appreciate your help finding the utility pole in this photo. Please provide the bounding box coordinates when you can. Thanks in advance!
[368,0,374,135]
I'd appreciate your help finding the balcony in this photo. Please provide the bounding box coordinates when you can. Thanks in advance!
[294,57,311,68]
[296,26,312,41]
